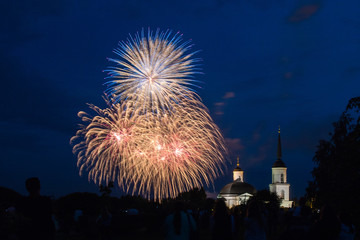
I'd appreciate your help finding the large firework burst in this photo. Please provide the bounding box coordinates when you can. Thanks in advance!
[71,30,227,200]
[105,29,201,116]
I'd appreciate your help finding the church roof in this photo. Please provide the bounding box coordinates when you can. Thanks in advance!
[272,159,286,168]
[233,166,243,171]
[219,181,256,195]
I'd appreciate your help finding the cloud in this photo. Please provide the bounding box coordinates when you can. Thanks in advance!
[284,72,293,79]
[246,141,273,167]
[247,153,267,165]
[252,132,261,142]
[214,102,225,106]
[213,101,225,116]
[223,92,235,99]
[250,122,266,143]
[225,138,245,157]
[288,4,321,23]
[205,191,218,199]
[212,92,236,116]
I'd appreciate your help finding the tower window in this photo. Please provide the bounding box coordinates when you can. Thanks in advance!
[280,174,284,183]
[280,190,285,199]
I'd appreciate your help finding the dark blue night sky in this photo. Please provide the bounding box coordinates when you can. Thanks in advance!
[1,0,360,199]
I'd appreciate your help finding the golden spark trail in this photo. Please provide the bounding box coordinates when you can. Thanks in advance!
[71,30,227,201]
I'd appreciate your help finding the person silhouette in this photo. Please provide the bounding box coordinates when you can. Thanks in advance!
[210,199,233,240]
[17,177,54,240]
[163,201,196,240]
[244,200,267,240]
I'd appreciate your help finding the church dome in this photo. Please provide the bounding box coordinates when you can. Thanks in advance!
[272,159,286,168]
[219,181,256,195]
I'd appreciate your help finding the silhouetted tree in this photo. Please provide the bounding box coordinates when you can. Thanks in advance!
[307,97,360,224]
[99,181,114,197]
[0,187,22,206]
[252,189,281,209]
[55,192,101,231]
[176,187,207,209]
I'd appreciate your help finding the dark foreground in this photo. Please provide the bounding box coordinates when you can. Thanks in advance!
[1,185,359,240]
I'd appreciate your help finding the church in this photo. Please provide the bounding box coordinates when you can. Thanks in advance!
[217,157,257,208]
[218,128,293,208]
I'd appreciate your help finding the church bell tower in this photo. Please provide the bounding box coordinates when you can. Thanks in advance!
[233,157,244,182]
[269,127,293,208]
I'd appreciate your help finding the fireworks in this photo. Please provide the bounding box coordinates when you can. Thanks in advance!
[71,30,227,200]
[105,29,201,116]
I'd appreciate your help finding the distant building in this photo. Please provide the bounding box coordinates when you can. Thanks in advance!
[218,128,293,208]
[217,157,256,208]
[269,127,293,208]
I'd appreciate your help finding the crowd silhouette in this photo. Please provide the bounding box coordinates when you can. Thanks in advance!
[0,179,358,240]
[1,178,55,240]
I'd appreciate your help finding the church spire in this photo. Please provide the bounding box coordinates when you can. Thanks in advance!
[277,126,282,160]
[237,156,240,167]
[273,126,286,168]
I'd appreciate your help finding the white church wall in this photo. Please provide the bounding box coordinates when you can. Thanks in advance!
[218,194,253,208]
[270,183,290,201]
[272,168,287,183]
[280,200,293,208]
[276,184,290,200]
[233,171,243,182]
